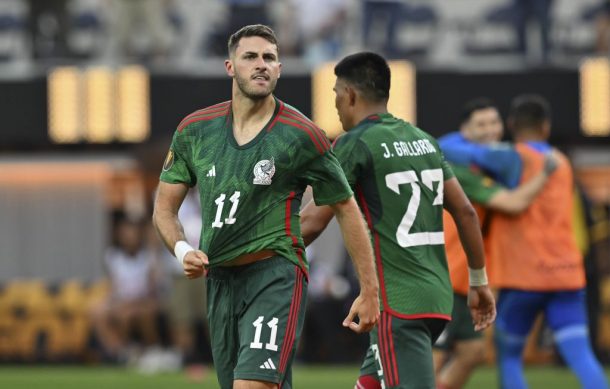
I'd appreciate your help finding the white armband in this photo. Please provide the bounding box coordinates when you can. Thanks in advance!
[174,240,195,265]
[468,266,488,287]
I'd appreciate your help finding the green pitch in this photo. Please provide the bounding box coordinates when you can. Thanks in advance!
[0,365,607,388]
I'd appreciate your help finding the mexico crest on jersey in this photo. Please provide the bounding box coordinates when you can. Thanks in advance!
[253,157,275,185]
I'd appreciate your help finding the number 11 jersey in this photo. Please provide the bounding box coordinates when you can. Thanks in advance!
[160,98,353,271]
[333,113,454,319]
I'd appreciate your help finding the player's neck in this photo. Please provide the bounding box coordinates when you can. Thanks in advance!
[514,130,545,143]
[352,104,388,126]
[231,93,276,145]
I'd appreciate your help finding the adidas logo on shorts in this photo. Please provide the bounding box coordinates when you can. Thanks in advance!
[259,358,276,370]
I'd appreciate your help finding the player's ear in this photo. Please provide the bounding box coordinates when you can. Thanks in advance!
[348,86,357,107]
[225,59,234,77]
[278,62,282,78]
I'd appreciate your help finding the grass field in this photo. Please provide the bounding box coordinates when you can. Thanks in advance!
[0,365,608,388]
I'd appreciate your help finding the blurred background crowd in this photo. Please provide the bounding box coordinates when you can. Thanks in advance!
[0,0,610,383]
[1,0,610,67]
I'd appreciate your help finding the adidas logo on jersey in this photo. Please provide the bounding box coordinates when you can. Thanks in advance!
[207,165,216,177]
[259,358,276,370]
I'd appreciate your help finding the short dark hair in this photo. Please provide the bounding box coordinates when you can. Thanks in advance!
[334,52,390,102]
[460,97,497,126]
[228,24,278,56]
[508,94,551,132]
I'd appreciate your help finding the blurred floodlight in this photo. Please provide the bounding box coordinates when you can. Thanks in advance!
[312,60,416,139]
[48,67,82,143]
[48,65,150,144]
[85,67,115,143]
[117,66,150,143]
[580,57,610,137]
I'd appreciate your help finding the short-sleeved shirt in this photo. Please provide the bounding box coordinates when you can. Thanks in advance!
[333,113,454,319]
[160,98,353,271]
[442,164,503,295]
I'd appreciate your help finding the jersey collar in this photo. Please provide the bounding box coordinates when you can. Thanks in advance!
[225,96,281,150]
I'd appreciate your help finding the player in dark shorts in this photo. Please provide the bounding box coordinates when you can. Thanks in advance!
[153,25,379,389]
[300,52,496,389]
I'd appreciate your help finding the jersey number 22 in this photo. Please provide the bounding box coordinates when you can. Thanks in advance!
[385,169,444,247]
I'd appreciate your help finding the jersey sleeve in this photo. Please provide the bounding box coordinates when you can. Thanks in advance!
[301,149,353,206]
[332,133,370,188]
[159,130,197,186]
[430,137,455,181]
[453,165,504,204]
[296,130,353,206]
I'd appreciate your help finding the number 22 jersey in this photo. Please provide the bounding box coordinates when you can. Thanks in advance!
[333,113,454,319]
[160,98,353,272]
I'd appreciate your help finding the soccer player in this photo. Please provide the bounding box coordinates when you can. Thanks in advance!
[441,95,608,389]
[300,52,496,389]
[433,98,558,389]
[152,25,380,389]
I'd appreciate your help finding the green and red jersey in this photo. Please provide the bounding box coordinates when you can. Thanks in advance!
[160,98,353,272]
[333,113,454,319]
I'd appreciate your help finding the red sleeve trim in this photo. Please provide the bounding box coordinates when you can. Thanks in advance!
[277,117,326,154]
[176,101,231,131]
[280,111,330,151]
[282,106,331,149]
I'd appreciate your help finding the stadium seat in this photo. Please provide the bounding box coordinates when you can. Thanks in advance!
[0,0,27,61]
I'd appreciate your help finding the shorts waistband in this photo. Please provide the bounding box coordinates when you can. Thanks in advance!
[219,249,277,267]
[208,255,289,279]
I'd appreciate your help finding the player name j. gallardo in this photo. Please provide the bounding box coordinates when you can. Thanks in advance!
[380,139,437,159]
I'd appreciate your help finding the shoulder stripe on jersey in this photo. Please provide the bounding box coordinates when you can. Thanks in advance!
[282,107,331,149]
[280,111,331,150]
[176,101,231,129]
[281,106,331,148]
[177,102,230,125]
[267,100,285,132]
[178,108,229,129]
[179,101,230,122]
[177,109,229,132]
[277,117,326,154]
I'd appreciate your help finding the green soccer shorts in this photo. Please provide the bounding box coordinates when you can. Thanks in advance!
[206,256,307,389]
[433,293,482,351]
[359,312,447,389]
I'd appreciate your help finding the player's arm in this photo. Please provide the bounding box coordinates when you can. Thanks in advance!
[441,142,523,188]
[300,197,379,334]
[329,197,380,334]
[485,151,558,214]
[300,200,335,246]
[153,182,208,279]
[443,177,496,330]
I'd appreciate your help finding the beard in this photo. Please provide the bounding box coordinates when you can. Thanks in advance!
[234,72,277,100]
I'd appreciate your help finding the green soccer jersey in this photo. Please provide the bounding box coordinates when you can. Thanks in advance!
[451,164,503,206]
[333,113,454,319]
[160,98,353,270]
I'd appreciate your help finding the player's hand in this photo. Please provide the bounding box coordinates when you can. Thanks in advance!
[343,291,380,334]
[467,285,496,331]
[543,151,559,176]
[183,250,209,279]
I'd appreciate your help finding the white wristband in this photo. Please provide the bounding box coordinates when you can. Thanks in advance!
[468,266,488,287]
[174,240,194,265]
